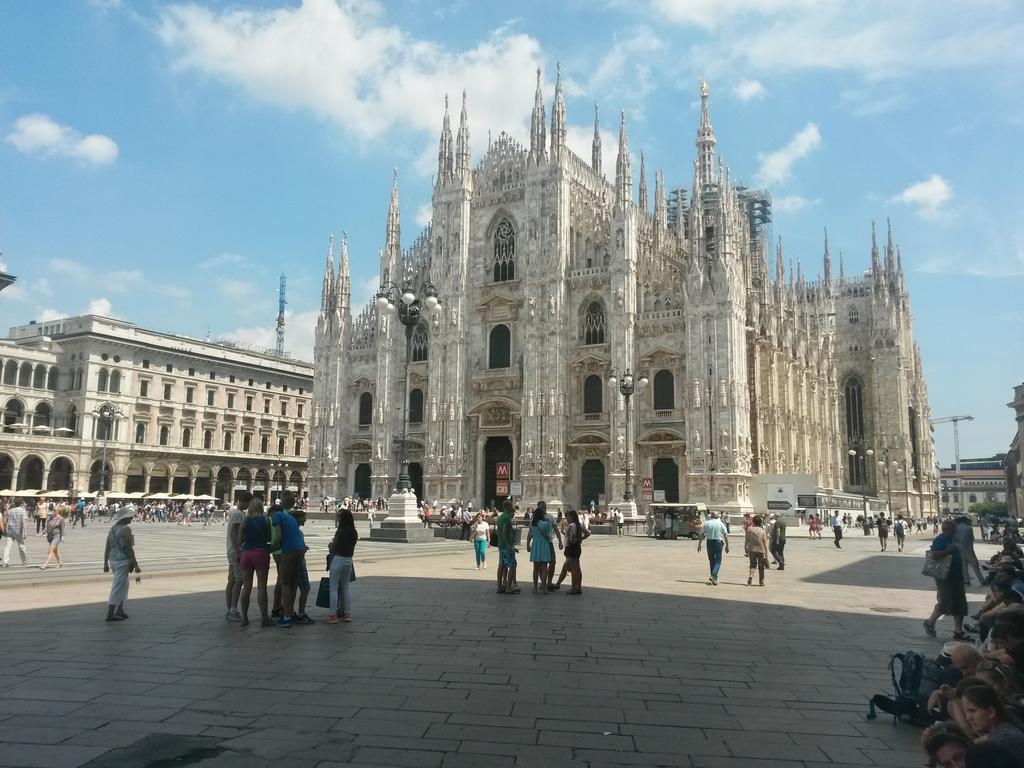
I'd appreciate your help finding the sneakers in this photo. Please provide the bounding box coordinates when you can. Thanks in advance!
[276,617,293,628]
[710,576,718,585]
[225,610,242,622]
[341,613,352,622]
[293,614,315,625]
[323,614,339,624]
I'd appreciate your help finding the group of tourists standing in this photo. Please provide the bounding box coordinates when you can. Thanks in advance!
[1,498,69,569]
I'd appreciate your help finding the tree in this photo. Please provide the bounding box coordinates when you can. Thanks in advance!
[969,500,1008,518]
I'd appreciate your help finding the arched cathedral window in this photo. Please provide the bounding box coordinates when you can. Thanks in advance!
[411,323,429,362]
[653,370,674,410]
[492,219,516,282]
[844,376,866,485]
[581,301,606,345]
[848,307,859,325]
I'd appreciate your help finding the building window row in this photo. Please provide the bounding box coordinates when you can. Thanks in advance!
[2,360,59,390]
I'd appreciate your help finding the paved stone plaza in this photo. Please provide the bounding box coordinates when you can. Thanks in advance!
[0,527,995,768]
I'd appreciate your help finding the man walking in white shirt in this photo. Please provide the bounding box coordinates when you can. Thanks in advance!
[697,511,729,585]
[2,500,30,567]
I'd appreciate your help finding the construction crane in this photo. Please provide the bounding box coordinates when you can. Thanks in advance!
[275,274,286,356]
[931,415,974,476]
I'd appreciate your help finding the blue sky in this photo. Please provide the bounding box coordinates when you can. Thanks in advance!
[1,0,1022,465]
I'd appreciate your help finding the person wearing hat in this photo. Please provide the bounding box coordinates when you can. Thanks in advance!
[103,507,141,622]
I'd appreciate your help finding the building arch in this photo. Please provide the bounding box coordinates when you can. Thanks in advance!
[74,367,83,390]
[33,401,52,429]
[223,431,234,452]
[293,438,302,456]
[182,427,192,448]
[46,457,74,492]
[3,398,25,432]
[488,324,511,369]
[490,216,516,282]
[277,436,286,455]
[260,435,269,454]
[46,367,58,390]
[18,362,32,387]
[580,459,606,509]
[204,430,213,450]
[32,364,46,389]
[159,425,170,446]
[2,360,16,385]
[653,370,675,410]
[408,388,424,423]
[242,433,252,452]
[411,323,429,362]
[135,422,147,444]
[583,375,602,414]
[358,392,373,426]
[580,299,607,345]
[109,370,121,394]
[18,454,45,490]
[0,453,14,490]
[97,368,109,392]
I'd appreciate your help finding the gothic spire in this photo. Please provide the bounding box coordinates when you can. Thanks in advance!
[591,103,602,175]
[638,150,649,214]
[386,168,401,264]
[456,90,470,177]
[823,227,832,284]
[870,219,882,274]
[321,234,335,312]
[530,68,547,162]
[839,250,845,284]
[550,62,566,154]
[615,109,632,208]
[338,231,350,309]
[696,79,717,186]
[885,217,896,275]
[437,94,453,183]
[775,237,785,287]
[654,169,668,232]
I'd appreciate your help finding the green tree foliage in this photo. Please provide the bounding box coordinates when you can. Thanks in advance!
[969,500,1008,518]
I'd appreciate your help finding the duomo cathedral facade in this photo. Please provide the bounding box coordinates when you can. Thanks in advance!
[310,75,936,516]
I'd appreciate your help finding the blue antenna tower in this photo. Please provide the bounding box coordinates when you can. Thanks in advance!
[275,274,286,356]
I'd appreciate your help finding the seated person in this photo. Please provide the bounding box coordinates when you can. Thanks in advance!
[927,645,982,720]
[971,582,1024,640]
[976,660,1024,720]
[987,612,1024,679]
[950,681,1024,751]
[921,721,972,768]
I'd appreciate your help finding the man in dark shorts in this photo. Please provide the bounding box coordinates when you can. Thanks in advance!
[877,514,890,552]
[894,514,908,552]
[269,493,305,628]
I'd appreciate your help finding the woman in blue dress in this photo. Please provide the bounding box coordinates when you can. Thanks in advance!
[527,507,555,593]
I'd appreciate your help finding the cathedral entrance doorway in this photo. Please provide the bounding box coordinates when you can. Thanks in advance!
[653,458,680,503]
[408,462,424,503]
[580,459,605,509]
[354,463,371,501]
[483,436,513,508]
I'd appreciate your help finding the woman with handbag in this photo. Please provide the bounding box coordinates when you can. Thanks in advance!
[324,508,358,624]
[924,519,970,640]
[41,507,65,569]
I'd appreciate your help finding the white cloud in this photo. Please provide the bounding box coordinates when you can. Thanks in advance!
[38,308,65,322]
[773,194,817,213]
[733,78,767,101]
[222,308,319,362]
[414,204,433,228]
[889,174,953,219]
[105,270,147,293]
[5,113,118,166]
[755,122,821,186]
[200,252,247,270]
[158,0,545,165]
[85,297,115,317]
[88,0,123,9]
[49,257,91,281]
[647,0,820,28]
[680,1,1024,80]
[3,277,53,302]
[588,27,663,96]
[357,274,381,309]
[220,279,258,302]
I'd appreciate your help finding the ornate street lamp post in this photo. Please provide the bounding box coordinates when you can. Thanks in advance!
[370,278,442,544]
[847,440,874,519]
[375,279,442,493]
[609,368,648,506]
[93,402,124,496]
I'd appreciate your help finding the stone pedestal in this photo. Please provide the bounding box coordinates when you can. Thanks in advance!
[369,488,435,543]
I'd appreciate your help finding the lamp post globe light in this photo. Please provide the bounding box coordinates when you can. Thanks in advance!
[370,278,442,543]
[93,402,124,498]
[609,367,647,514]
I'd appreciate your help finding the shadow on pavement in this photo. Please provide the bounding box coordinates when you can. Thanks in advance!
[0,574,936,768]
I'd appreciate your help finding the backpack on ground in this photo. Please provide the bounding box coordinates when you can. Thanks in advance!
[868,651,944,725]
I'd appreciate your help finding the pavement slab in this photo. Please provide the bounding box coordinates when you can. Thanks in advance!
[0,527,995,767]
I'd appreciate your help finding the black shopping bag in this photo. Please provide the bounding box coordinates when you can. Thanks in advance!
[315,576,331,609]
